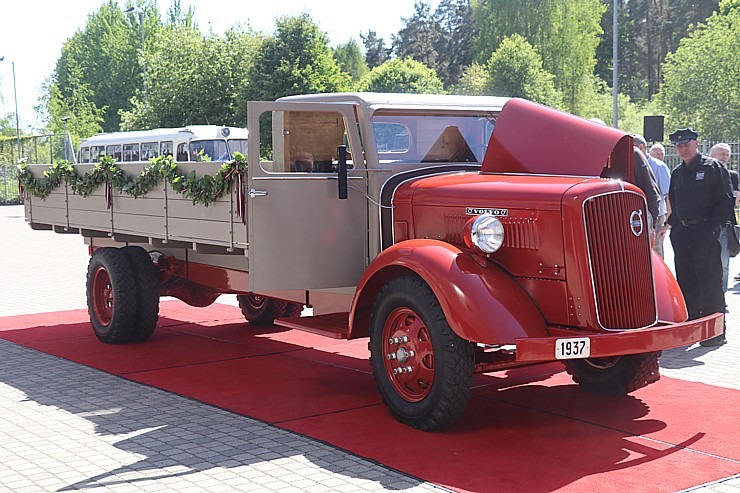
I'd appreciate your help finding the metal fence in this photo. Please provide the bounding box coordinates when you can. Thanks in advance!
[0,134,72,205]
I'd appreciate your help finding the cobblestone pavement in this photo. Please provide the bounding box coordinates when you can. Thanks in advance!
[1,204,739,492]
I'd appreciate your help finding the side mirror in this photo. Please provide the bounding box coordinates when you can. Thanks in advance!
[337,145,348,200]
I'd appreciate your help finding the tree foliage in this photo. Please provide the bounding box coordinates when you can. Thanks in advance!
[334,39,370,84]
[360,30,390,69]
[245,14,351,103]
[393,2,440,68]
[357,58,445,94]
[433,0,476,88]
[120,25,261,129]
[485,34,562,108]
[471,0,604,114]
[656,0,740,140]
[53,0,161,132]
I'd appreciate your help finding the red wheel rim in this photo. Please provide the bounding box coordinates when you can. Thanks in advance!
[382,307,435,402]
[92,266,114,325]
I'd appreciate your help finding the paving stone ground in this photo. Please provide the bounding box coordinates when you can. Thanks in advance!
[1,204,738,492]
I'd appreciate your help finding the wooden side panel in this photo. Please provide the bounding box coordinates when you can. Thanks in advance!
[22,163,248,250]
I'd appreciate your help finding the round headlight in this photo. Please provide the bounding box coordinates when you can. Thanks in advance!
[220,127,231,137]
[464,214,505,254]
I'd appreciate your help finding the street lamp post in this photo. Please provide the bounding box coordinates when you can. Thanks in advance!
[61,116,71,161]
[0,57,22,163]
[124,6,147,99]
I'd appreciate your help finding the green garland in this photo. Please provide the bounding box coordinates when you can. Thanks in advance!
[17,152,248,206]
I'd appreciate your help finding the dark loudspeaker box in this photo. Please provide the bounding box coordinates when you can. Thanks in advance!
[643,115,664,142]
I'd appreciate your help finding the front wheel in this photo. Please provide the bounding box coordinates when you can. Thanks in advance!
[237,294,287,326]
[369,276,474,431]
[563,351,661,395]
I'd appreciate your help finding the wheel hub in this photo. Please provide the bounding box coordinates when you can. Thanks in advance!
[382,307,435,402]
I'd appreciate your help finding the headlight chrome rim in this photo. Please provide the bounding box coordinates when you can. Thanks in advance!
[465,214,505,254]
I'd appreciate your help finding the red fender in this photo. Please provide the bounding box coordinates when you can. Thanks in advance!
[349,239,548,344]
[652,251,689,323]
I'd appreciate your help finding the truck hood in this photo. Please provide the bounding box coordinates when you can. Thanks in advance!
[482,98,634,182]
[394,171,608,210]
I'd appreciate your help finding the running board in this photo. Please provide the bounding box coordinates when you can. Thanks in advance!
[274,312,349,339]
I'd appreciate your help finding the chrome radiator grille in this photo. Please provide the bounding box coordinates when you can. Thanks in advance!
[583,192,657,329]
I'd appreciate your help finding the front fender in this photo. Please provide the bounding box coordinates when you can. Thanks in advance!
[349,239,548,344]
[652,250,688,322]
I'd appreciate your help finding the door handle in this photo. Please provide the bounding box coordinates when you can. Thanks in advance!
[249,189,268,198]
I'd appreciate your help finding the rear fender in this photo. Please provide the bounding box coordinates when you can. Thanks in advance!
[652,250,688,322]
[349,239,548,343]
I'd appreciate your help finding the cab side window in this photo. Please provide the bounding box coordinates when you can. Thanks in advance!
[261,110,350,173]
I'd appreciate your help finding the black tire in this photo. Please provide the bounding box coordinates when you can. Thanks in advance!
[237,294,287,326]
[563,351,661,395]
[86,248,140,344]
[283,302,303,318]
[121,246,160,342]
[369,276,474,431]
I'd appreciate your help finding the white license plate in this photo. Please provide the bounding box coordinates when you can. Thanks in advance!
[555,337,591,359]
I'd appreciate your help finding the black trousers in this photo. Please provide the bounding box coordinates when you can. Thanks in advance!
[670,223,726,319]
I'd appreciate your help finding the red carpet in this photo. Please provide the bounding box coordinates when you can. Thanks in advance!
[1,301,739,492]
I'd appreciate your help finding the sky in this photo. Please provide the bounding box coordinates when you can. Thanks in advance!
[0,0,439,132]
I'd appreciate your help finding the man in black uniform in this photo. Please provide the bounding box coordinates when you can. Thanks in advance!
[667,128,734,346]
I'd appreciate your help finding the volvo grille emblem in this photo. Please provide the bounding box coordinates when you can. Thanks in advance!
[629,210,644,236]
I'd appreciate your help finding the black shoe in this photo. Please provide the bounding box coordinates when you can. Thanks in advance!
[700,335,727,347]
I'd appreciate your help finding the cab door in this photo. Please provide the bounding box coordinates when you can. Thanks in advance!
[247,101,368,292]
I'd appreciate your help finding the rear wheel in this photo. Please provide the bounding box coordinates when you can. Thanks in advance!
[369,276,474,431]
[237,294,287,326]
[121,246,160,342]
[564,351,661,395]
[86,248,139,344]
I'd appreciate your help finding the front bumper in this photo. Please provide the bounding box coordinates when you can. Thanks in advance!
[515,313,724,362]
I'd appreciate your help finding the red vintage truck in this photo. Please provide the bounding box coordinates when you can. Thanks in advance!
[20,93,723,431]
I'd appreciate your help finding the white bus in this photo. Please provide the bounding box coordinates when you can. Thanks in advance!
[76,125,248,164]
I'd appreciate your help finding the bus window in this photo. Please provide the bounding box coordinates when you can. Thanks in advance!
[80,147,90,163]
[189,140,228,162]
[123,144,140,162]
[90,146,104,162]
[160,141,173,157]
[106,145,122,161]
[228,139,248,158]
[141,142,158,160]
[176,143,189,162]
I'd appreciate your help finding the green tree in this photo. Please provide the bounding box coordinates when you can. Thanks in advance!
[361,30,390,68]
[334,39,369,84]
[433,0,476,88]
[120,25,261,129]
[246,14,351,103]
[357,58,445,94]
[656,0,740,141]
[52,1,161,132]
[393,1,440,68]
[471,0,603,114]
[454,62,489,95]
[486,34,562,108]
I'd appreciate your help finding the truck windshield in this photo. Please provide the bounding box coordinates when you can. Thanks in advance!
[372,112,496,164]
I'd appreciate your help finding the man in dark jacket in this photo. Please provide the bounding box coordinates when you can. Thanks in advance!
[667,128,734,346]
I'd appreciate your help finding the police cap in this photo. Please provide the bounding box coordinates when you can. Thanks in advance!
[669,128,698,145]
